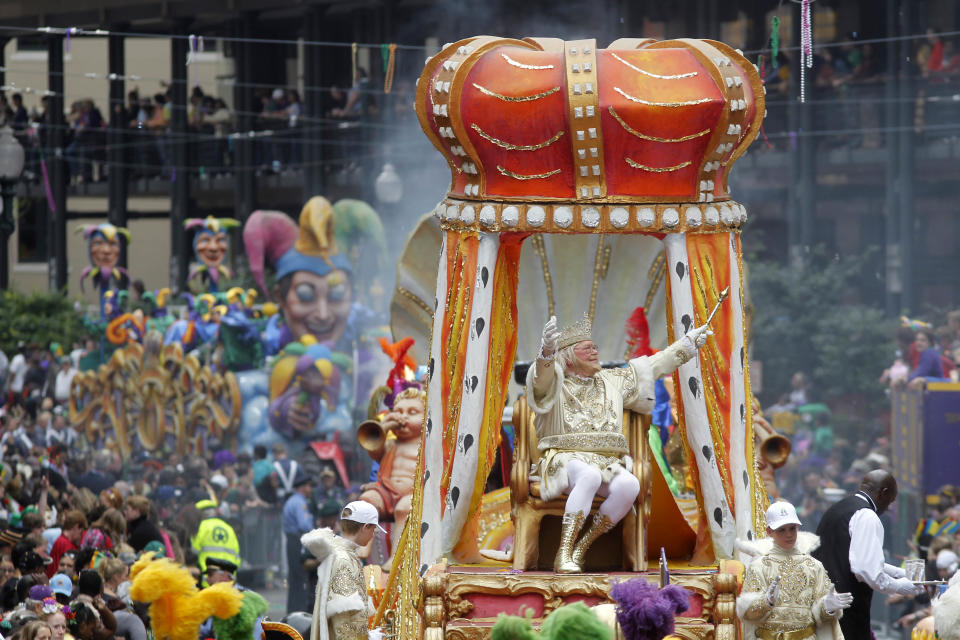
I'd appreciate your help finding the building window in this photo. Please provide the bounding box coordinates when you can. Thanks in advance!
[15,36,46,52]
[17,197,48,263]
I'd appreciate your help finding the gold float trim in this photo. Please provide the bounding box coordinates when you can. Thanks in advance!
[610,52,698,79]
[472,83,561,102]
[471,124,565,151]
[613,86,714,107]
[625,157,692,172]
[609,106,710,143]
[501,52,554,70]
[496,166,563,180]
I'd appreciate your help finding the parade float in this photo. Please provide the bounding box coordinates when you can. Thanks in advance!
[69,197,392,462]
[373,34,768,640]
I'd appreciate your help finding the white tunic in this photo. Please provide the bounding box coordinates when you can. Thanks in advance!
[524,340,694,501]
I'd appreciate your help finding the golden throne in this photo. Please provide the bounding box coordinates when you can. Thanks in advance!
[509,395,653,572]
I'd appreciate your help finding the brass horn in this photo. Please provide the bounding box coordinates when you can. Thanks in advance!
[357,420,390,453]
[760,434,792,469]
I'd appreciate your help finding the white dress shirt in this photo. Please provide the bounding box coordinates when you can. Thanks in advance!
[848,492,906,594]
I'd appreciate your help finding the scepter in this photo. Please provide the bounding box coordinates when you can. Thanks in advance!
[705,287,730,326]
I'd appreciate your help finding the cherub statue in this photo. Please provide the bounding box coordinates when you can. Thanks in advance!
[359,337,424,567]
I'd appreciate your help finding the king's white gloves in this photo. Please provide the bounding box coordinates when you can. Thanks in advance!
[681,325,714,352]
[540,316,561,360]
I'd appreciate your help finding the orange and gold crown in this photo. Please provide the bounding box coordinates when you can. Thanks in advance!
[416,36,764,234]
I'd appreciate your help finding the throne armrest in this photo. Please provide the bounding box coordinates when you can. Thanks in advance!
[510,395,537,506]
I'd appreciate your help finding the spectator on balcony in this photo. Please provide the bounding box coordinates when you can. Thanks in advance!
[11,94,28,133]
[331,68,373,118]
[66,99,104,185]
[149,92,172,176]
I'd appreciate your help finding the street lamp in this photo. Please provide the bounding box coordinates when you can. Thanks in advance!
[374,163,403,204]
[0,126,25,290]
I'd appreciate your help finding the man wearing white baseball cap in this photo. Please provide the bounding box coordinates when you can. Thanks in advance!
[736,501,852,640]
[301,501,385,640]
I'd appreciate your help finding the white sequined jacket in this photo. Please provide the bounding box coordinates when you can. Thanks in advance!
[301,528,374,640]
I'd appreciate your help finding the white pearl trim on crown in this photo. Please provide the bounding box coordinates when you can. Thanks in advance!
[432,198,748,233]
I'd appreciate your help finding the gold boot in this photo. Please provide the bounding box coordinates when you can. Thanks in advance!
[554,511,586,573]
[571,512,615,568]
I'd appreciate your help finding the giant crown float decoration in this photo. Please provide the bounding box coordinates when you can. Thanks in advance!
[417,36,763,232]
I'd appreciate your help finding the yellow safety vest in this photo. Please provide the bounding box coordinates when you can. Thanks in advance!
[191,517,241,572]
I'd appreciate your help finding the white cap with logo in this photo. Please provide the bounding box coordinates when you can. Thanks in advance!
[341,500,388,533]
[765,501,802,531]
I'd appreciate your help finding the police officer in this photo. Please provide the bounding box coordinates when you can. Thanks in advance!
[283,469,315,614]
[191,499,241,581]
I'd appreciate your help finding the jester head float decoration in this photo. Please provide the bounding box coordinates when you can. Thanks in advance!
[78,223,130,292]
[185,216,241,292]
[244,197,358,348]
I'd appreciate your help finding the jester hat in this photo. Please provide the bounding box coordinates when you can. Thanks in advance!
[243,196,353,300]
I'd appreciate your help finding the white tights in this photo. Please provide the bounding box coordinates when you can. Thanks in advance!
[564,458,641,524]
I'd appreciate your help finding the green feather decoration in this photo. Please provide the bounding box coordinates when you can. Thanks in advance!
[211,590,269,640]
[491,612,539,640]
[539,602,611,640]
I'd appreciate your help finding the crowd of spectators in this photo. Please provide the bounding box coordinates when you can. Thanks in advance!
[760,29,960,151]
[0,339,369,635]
[0,63,388,189]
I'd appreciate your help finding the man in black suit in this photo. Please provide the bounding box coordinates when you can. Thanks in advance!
[812,470,923,639]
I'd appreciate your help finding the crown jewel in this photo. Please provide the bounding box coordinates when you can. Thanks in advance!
[559,315,593,350]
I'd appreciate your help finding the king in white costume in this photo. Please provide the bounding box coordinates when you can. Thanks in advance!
[525,314,711,573]
[736,501,851,640]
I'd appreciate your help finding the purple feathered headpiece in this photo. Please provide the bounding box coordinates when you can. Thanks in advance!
[610,578,691,640]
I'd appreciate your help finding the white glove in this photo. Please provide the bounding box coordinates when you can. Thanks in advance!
[766,576,780,606]
[540,316,561,359]
[884,563,906,579]
[892,577,924,596]
[822,588,853,613]
[680,325,714,354]
[687,325,713,348]
[368,630,384,640]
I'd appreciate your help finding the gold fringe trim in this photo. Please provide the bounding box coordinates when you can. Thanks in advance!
[472,83,561,102]
[497,165,562,180]
[531,235,556,318]
[610,52,698,79]
[470,124,565,151]
[613,86,714,107]
[501,52,554,70]
[608,106,710,143]
[625,157,692,172]
[396,286,434,319]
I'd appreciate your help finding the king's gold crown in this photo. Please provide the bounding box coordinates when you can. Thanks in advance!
[559,315,593,350]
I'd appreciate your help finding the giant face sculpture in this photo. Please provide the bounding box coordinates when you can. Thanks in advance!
[195,231,228,269]
[244,197,356,349]
[90,233,120,271]
[277,269,354,346]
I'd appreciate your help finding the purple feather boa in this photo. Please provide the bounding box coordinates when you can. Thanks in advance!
[609,579,690,640]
